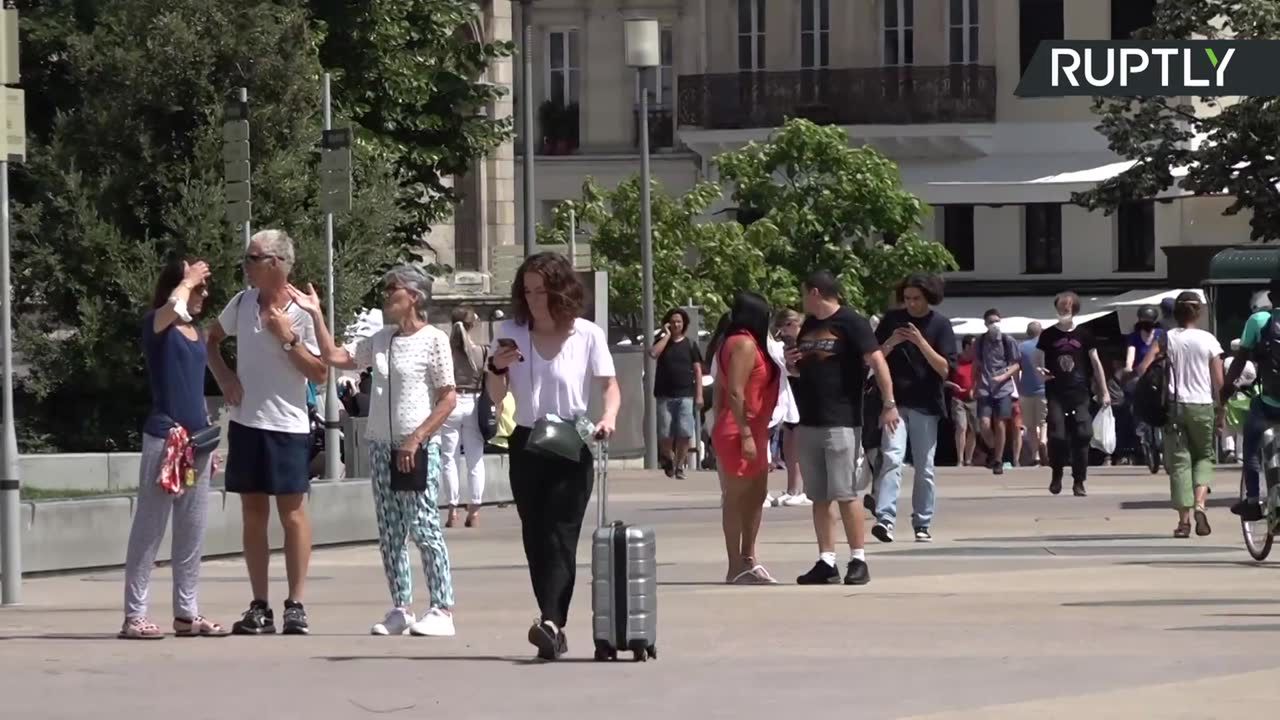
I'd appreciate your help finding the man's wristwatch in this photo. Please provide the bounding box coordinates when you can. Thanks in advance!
[883,400,898,410]
[282,334,299,352]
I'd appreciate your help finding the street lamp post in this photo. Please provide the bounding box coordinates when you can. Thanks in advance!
[625,18,660,471]
[519,0,536,257]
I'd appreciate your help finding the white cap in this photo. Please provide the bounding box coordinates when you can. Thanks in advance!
[1231,338,1242,352]
[1252,291,1273,312]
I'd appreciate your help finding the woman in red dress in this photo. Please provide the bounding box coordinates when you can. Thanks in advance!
[709,291,781,584]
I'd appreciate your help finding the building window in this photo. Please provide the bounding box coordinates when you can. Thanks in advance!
[1117,202,1156,272]
[738,0,766,70]
[942,205,976,271]
[546,29,580,105]
[949,0,979,64]
[1111,0,1156,39]
[1019,0,1063,74]
[1025,204,1062,274]
[883,0,914,66]
[801,0,830,69]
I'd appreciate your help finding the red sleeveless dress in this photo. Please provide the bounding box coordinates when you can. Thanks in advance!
[711,332,780,478]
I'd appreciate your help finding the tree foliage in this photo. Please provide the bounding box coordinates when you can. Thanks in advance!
[10,0,455,451]
[716,119,954,314]
[537,178,793,331]
[311,0,514,247]
[1074,0,1280,240]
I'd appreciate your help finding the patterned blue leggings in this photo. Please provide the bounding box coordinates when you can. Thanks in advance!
[369,441,455,609]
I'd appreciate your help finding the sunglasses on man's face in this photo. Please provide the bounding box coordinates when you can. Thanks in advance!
[243,254,276,265]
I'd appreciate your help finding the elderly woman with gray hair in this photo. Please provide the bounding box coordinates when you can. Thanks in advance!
[293,265,460,638]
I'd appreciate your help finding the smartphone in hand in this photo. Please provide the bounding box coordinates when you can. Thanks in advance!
[497,337,524,362]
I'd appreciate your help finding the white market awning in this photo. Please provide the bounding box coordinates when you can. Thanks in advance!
[1103,288,1205,307]
[902,153,1191,205]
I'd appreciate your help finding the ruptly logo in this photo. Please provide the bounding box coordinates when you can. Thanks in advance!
[1015,41,1279,97]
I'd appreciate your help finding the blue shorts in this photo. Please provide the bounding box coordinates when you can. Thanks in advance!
[225,421,312,496]
[976,396,1014,420]
[657,396,695,440]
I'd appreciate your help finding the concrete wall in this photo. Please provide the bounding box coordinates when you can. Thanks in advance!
[16,457,515,574]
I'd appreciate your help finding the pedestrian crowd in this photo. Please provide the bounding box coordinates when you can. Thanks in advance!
[120,234,1279,660]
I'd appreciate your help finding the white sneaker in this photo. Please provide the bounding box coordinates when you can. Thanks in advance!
[763,493,775,508]
[775,493,792,506]
[371,608,415,636]
[782,493,813,507]
[409,607,456,637]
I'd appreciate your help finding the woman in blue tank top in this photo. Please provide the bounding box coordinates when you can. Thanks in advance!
[120,257,227,639]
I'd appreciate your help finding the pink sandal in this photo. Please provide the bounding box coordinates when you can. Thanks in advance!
[173,616,229,637]
[119,617,165,640]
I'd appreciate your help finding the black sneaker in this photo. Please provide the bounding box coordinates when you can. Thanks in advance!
[1232,499,1265,522]
[914,527,933,543]
[1072,481,1087,497]
[281,600,309,635]
[993,463,1004,476]
[843,559,870,586]
[528,619,560,660]
[872,523,895,543]
[1049,470,1063,496]
[796,560,840,585]
[661,460,674,478]
[556,628,568,657]
[231,600,275,635]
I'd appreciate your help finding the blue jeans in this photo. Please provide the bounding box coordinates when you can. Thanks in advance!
[656,396,695,440]
[874,407,940,530]
[1241,397,1280,499]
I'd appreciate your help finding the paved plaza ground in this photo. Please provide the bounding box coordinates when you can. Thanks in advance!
[1,464,1278,719]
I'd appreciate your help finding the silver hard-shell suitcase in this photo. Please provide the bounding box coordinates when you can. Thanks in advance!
[590,442,658,662]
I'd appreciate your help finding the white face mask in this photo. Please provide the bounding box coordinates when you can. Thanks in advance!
[1057,314,1074,328]
[987,324,1001,337]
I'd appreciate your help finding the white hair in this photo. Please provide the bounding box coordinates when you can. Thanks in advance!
[382,265,433,318]
[251,229,296,268]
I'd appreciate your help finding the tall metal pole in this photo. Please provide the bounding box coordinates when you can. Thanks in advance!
[638,69,657,471]
[321,74,341,481]
[567,208,576,268]
[239,87,251,250]
[520,0,536,256]
[0,158,20,604]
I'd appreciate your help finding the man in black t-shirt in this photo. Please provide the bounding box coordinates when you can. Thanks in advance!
[790,271,897,587]
[871,274,956,544]
[651,308,704,479]
[1035,291,1110,496]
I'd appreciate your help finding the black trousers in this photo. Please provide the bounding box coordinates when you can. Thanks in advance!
[508,426,595,628]
[1047,393,1093,481]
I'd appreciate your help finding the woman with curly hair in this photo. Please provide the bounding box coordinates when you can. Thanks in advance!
[486,252,621,660]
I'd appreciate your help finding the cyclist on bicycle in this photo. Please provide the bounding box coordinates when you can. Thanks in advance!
[1223,278,1280,522]
[1126,305,1165,465]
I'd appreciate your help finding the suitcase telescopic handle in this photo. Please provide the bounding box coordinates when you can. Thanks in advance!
[595,439,609,528]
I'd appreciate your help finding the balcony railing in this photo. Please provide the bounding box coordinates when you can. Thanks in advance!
[677,65,997,129]
[633,106,675,150]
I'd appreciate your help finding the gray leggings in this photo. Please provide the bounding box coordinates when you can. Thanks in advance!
[123,433,213,620]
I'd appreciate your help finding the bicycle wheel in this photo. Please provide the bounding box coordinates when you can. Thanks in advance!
[1241,471,1273,561]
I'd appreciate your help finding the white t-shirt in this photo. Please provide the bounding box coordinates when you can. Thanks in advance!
[1165,328,1223,404]
[350,326,454,444]
[218,289,321,434]
[491,318,615,428]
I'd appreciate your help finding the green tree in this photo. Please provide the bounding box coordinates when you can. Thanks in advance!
[716,119,955,314]
[537,178,790,332]
[1074,1,1280,240]
[12,0,408,451]
[310,0,515,248]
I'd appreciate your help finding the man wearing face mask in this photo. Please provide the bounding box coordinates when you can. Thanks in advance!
[974,309,1021,475]
[1034,292,1110,496]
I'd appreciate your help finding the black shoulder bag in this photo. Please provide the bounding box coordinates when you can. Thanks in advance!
[387,333,430,492]
[475,346,499,442]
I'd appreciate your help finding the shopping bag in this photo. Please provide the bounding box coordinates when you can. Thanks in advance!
[1226,390,1254,430]
[1091,405,1117,455]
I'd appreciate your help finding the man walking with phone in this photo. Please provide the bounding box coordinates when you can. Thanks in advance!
[975,308,1021,475]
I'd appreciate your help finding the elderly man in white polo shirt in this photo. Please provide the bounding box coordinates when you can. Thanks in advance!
[208,229,328,636]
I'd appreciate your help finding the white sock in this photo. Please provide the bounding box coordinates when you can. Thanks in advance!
[850,548,866,562]
[819,552,837,567]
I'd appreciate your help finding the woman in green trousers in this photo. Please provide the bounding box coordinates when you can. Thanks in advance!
[1138,292,1224,538]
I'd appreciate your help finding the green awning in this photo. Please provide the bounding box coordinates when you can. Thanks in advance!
[1206,246,1280,284]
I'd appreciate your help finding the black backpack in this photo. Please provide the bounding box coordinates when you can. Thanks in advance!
[1257,310,1280,399]
[1133,332,1171,426]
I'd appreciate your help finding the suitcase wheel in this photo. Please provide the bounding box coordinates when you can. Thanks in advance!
[647,645,657,660]
[633,649,646,662]
[593,646,617,662]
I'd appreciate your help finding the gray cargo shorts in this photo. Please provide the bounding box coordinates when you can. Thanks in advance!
[795,425,861,503]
